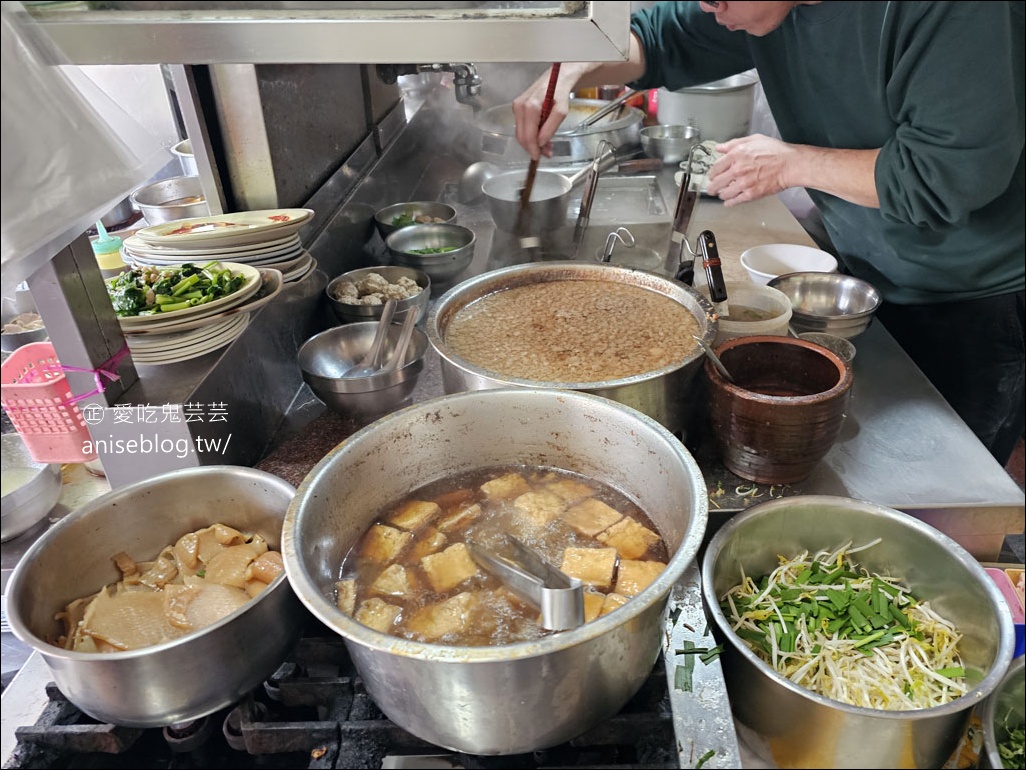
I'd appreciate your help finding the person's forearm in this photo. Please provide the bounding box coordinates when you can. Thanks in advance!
[790,145,881,208]
[570,32,648,90]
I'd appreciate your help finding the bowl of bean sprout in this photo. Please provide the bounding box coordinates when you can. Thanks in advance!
[702,495,1016,769]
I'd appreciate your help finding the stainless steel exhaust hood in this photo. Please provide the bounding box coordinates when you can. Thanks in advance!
[21,2,631,65]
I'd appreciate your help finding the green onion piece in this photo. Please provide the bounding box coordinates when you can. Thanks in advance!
[695,749,716,769]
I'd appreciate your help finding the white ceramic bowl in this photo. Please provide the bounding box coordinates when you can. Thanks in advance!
[740,243,838,285]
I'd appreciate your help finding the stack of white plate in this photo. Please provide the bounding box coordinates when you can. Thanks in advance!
[122,208,317,282]
[117,262,285,366]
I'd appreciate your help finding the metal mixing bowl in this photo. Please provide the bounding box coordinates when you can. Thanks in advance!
[281,388,708,755]
[374,201,457,240]
[640,124,701,165]
[326,265,431,326]
[385,223,475,285]
[4,466,304,727]
[297,321,428,417]
[702,495,1015,769]
[1,432,61,542]
[130,174,209,226]
[980,653,1025,769]
[768,271,882,339]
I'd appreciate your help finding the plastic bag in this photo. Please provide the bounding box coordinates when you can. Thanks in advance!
[0,1,166,297]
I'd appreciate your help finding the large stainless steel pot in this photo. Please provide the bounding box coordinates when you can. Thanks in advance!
[5,466,305,728]
[426,262,717,436]
[476,98,644,164]
[282,388,708,755]
[703,495,1015,769]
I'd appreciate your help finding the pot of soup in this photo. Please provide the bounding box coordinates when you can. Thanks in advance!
[282,388,708,755]
[425,262,718,436]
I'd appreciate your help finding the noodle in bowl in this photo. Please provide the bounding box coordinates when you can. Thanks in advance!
[702,495,1014,769]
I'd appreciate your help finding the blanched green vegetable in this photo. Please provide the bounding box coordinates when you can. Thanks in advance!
[107,262,245,318]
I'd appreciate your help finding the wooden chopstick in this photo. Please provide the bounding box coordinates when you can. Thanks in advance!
[516,63,562,245]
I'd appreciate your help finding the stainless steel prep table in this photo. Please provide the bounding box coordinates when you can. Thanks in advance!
[264,130,1024,562]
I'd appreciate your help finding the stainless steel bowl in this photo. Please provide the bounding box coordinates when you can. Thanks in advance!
[374,201,457,240]
[768,271,882,339]
[130,175,209,226]
[326,266,431,326]
[426,261,717,436]
[702,495,1015,769]
[640,124,701,165]
[481,170,572,233]
[1,432,61,542]
[980,653,1025,769]
[298,321,428,417]
[281,388,708,755]
[4,466,304,727]
[385,223,475,285]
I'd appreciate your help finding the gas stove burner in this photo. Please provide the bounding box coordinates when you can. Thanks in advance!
[3,633,679,770]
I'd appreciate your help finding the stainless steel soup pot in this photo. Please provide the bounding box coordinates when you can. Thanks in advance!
[282,388,708,755]
[702,495,1015,769]
[426,261,717,436]
[5,466,305,728]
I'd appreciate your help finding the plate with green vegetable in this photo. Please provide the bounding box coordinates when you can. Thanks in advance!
[109,261,262,329]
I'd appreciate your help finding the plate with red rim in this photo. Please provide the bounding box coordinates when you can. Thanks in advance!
[134,209,313,247]
[123,231,302,258]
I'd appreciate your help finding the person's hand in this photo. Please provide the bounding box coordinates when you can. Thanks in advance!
[706,134,797,206]
[512,64,587,160]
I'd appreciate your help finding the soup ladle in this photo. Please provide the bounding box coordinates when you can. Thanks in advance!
[693,334,734,382]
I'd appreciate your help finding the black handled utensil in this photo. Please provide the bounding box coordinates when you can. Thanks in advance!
[668,155,700,284]
[698,230,729,318]
[517,63,561,257]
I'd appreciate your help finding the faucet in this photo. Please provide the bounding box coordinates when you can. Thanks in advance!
[376,63,483,113]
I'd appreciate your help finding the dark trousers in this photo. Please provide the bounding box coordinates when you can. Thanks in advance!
[876,290,1025,466]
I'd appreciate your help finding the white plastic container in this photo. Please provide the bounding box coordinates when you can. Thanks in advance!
[703,281,792,347]
[656,72,759,141]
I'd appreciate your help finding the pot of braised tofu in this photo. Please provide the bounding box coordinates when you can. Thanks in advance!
[282,389,708,755]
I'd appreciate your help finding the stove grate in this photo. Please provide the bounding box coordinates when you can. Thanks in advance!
[6,634,678,770]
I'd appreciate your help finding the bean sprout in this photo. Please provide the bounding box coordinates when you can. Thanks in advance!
[720,540,967,710]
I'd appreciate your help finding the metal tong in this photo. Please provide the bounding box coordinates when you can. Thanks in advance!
[467,535,584,631]
[668,143,715,285]
[570,88,639,133]
[571,140,615,257]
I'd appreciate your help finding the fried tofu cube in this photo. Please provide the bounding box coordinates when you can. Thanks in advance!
[406,592,478,641]
[600,593,630,616]
[420,543,479,593]
[437,503,482,533]
[355,598,401,633]
[513,490,566,528]
[370,564,412,597]
[408,527,447,561]
[615,560,666,597]
[480,472,531,500]
[359,524,412,564]
[387,500,441,531]
[563,498,624,538]
[560,546,618,589]
[545,478,595,503]
[596,517,661,560]
[335,578,357,616]
[582,590,607,623]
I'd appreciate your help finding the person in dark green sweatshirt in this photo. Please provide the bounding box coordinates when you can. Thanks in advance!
[513,0,1025,465]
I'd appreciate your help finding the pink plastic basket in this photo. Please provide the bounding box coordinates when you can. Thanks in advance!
[1,341,97,463]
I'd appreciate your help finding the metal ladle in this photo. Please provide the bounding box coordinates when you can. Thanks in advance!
[344,298,397,377]
[693,334,734,382]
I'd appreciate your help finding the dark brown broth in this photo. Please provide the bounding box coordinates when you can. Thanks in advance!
[336,465,668,646]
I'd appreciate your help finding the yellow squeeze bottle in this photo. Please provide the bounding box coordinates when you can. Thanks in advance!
[91,220,126,279]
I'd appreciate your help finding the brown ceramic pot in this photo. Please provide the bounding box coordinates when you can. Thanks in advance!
[705,335,853,484]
